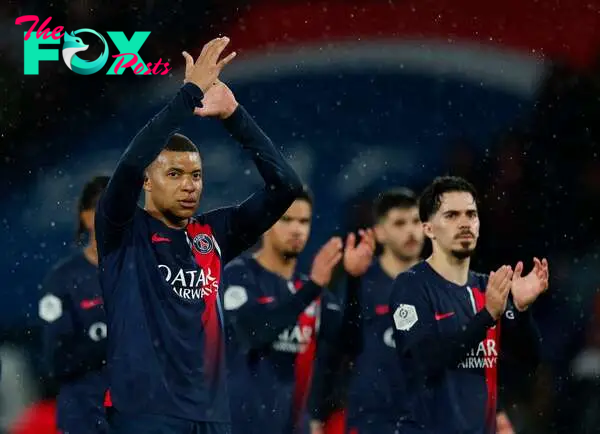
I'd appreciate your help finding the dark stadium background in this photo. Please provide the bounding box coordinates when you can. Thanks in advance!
[2,0,600,432]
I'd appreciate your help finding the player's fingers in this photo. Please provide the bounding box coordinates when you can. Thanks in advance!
[199,37,220,59]
[494,265,508,284]
[498,267,512,291]
[541,258,549,276]
[182,51,194,70]
[328,251,343,268]
[363,228,375,250]
[193,107,209,117]
[208,36,230,63]
[345,232,356,251]
[513,261,523,280]
[325,237,343,258]
[217,50,237,69]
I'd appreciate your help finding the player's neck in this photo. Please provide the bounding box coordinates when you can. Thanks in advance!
[254,248,296,281]
[144,207,188,229]
[427,252,470,286]
[379,249,418,279]
[84,242,98,267]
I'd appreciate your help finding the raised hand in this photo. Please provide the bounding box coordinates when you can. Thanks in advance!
[193,79,238,119]
[485,265,513,320]
[181,36,236,93]
[343,228,376,277]
[511,258,549,311]
[310,237,344,287]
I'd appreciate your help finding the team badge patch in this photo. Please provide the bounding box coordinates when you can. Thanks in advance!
[223,285,248,310]
[393,304,418,331]
[192,233,214,255]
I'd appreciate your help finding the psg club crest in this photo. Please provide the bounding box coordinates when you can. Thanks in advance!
[192,233,214,255]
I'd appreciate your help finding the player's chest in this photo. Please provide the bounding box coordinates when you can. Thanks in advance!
[361,286,395,349]
[265,278,320,355]
[146,223,222,303]
[429,285,485,333]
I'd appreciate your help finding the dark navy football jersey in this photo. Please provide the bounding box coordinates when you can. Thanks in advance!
[38,251,108,434]
[223,255,342,434]
[389,261,541,434]
[344,261,408,425]
[95,83,303,422]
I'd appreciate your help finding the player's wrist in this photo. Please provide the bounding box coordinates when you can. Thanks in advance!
[220,101,239,119]
[484,306,502,321]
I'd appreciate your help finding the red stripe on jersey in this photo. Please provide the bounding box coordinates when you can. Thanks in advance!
[292,279,319,430]
[186,221,223,379]
[375,305,389,315]
[471,287,500,434]
[103,389,112,407]
[324,408,347,434]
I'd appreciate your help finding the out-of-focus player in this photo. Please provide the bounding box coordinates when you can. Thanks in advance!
[389,176,548,433]
[95,37,304,434]
[309,188,424,434]
[38,175,110,434]
[223,188,374,434]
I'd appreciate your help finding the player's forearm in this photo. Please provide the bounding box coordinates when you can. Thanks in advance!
[405,310,496,377]
[100,83,202,224]
[234,280,322,349]
[222,105,303,192]
[501,309,542,369]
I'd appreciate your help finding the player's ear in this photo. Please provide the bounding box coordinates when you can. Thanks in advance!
[374,223,386,244]
[80,209,94,232]
[143,170,152,193]
[422,221,435,240]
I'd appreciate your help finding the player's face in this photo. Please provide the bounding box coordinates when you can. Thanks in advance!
[425,191,480,259]
[375,206,424,261]
[144,150,203,220]
[264,199,311,258]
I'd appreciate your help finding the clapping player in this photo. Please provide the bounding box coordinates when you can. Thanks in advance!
[223,188,346,434]
[389,176,547,434]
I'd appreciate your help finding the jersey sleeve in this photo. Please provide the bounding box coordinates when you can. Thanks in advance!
[499,300,542,370]
[222,261,322,352]
[389,272,497,379]
[202,106,303,263]
[38,271,106,381]
[96,83,202,255]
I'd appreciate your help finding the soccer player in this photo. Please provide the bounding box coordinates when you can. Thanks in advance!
[309,188,424,434]
[38,175,110,434]
[95,37,304,434]
[223,189,373,434]
[389,176,548,434]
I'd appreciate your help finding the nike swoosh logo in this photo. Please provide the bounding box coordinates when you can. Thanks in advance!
[434,312,455,321]
[151,233,171,243]
[80,298,103,310]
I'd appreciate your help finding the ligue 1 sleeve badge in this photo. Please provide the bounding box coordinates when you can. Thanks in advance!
[192,233,214,255]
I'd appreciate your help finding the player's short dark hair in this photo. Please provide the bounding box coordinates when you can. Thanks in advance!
[165,133,199,153]
[418,176,478,222]
[373,187,417,222]
[76,175,110,242]
[294,184,314,207]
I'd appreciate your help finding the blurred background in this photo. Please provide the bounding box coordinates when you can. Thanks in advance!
[2,0,600,432]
